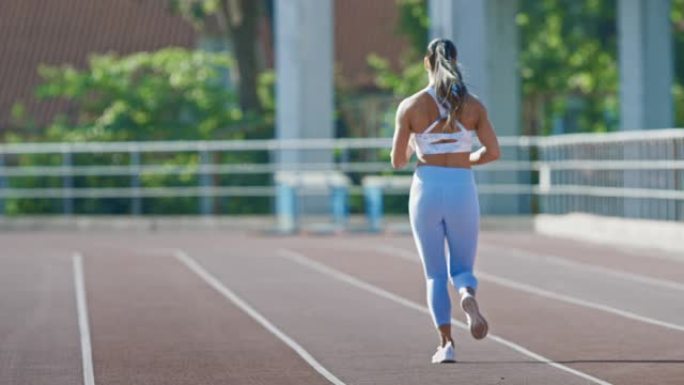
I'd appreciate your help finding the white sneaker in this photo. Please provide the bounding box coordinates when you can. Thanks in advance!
[461,293,488,340]
[431,342,455,364]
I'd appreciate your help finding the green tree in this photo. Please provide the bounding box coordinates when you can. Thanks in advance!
[36,48,242,141]
[673,0,684,126]
[169,0,264,114]
[519,0,684,131]
[518,0,619,135]
[396,0,429,54]
[367,0,428,99]
[371,0,625,135]
[5,48,273,216]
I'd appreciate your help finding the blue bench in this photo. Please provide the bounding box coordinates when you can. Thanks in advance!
[362,175,412,232]
[275,171,351,233]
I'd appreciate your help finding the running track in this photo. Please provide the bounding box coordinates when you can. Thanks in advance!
[1,229,683,385]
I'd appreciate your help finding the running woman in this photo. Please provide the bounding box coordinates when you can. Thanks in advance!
[390,38,501,364]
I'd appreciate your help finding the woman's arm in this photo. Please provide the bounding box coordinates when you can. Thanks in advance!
[391,99,414,169]
[470,103,500,166]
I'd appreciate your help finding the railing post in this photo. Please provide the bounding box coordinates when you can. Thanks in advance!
[623,141,641,219]
[518,141,533,215]
[675,137,683,221]
[340,148,350,166]
[0,153,6,216]
[276,179,297,233]
[539,164,551,194]
[331,185,348,229]
[130,149,142,215]
[363,182,383,233]
[62,148,74,215]
[199,149,214,215]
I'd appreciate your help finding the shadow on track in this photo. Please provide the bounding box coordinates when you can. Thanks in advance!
[454,359,684,365]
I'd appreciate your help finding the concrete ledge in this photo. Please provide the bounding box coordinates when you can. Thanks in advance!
[0,215,535,234]
[481,216,535,232]
[4,213,679,257]
[383,216,534,234]
[0,216,277,233]
[534,213,684,255]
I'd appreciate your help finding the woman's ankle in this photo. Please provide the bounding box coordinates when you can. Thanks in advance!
[440,336,453,347]
[459,286,476,297]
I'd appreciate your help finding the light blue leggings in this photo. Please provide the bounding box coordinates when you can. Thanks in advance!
[409,166,480,327]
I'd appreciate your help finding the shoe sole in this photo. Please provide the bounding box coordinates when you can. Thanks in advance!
[461,296,488,340]
[432,358,456,364]
[432,346,456,364]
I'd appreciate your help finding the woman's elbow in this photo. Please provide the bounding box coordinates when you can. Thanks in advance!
[489,147,501,161]
[390,153,406,169]
[391,159,406,170]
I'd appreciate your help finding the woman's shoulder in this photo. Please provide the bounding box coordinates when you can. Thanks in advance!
[398,88,432,113]
[463,93,486,113]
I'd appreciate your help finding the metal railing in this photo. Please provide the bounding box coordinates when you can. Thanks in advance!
[536,129,684,221]
[0,129,682,221]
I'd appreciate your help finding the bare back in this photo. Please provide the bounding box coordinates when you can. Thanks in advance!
[392,88,498,169]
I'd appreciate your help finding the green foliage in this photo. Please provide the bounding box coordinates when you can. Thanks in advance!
[518,0,617,94]
[371,0,628,134]
[4,48,275,216]
[673,0,684,126]
[36,48,243,142]
[396,0,429,53]
[367,53,427,98]
[257,70,276,115]
[518,0,619,134]
[365,0,429,215]
[8,101,39,136]
[366,0,429,99]
[674,0,684,84]
[675,84,684,130]
[169,0,265,113]
[168,0,221,27]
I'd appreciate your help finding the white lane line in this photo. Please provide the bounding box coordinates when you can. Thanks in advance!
[72,253,95,385]
[374,245,418,261]
[173,250,346,385]
[477,272,684,333]
[480,244,684,293]
[278,248,612,385]
[376,244,684,333]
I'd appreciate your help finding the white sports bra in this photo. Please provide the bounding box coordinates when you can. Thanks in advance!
[411,86,473,158]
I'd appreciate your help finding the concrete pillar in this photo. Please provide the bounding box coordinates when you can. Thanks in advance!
[430,0,526,215]
[275,0,334,162]
[274,0,334,222]
[618,0,674,130]
[431,0,520,138]
[618,0,674,218]
[428,0,457,39]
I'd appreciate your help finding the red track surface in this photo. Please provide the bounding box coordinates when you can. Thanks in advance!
[0,230,682,385]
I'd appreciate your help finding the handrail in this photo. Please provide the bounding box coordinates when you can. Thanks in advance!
[2,129,682,155]
[1,130,683,220]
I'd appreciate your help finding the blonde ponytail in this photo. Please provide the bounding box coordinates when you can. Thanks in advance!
[426,38,468,131]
